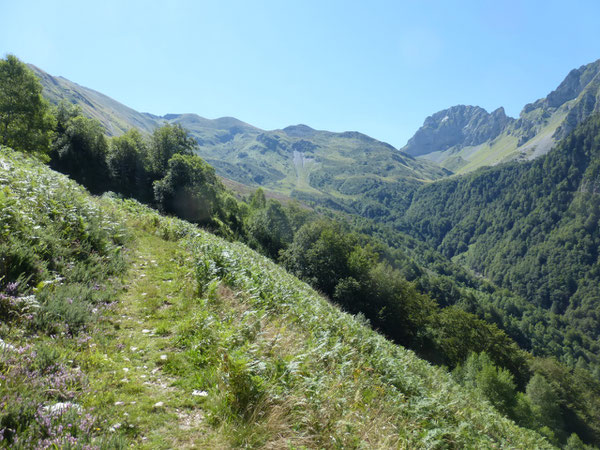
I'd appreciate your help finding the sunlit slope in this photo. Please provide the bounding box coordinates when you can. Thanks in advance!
[29,64,160,136]
[31,65,450,209]
[0,148,549,448]
[428,110,567,175]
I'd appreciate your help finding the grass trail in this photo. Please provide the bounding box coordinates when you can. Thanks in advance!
[85,227,222,448]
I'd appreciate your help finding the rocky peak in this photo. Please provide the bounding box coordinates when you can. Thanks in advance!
[402,105,514,157]
[523,59,600,114]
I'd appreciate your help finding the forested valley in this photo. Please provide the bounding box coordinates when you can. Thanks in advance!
[2,54,600,447]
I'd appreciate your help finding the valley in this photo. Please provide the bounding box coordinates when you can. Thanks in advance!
[2,53,600,447]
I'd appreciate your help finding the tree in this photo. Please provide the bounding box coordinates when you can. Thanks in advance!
[50,103,109,194]
[565,433,587,450]
[526,373,564,435]
[149,123,197,177]
[153,153,223,226]
[246,200,293,259]
[107,128,150,200]
[0,55,55,155]
[454,352,517,417]
[281,220,354,297]
[249,188,266,209]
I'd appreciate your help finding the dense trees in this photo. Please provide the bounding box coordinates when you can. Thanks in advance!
[0,55,54,156]
[398,115,600,377]
[154,153,223,226]
[50,103,110,194]
[43,102,229,231]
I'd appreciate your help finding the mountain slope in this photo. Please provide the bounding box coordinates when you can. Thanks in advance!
[0,147,549,448]
[402,59,600,173]
[31,65,450,214]
[401,114,600,371]
[29,65,160,136]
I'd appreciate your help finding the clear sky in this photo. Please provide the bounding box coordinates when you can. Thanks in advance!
[1,0,600,148]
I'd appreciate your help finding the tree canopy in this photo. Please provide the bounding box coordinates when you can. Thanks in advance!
[0,55,54,156]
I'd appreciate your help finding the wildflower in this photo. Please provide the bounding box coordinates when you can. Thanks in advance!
[5,282,19,295]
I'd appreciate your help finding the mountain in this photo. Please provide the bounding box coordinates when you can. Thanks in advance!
[402,105,514,158]
[31,66,450,214]
[402,59,600,173]
[400,114,600,375]
[5,56,600,446]
[28,64,159,136]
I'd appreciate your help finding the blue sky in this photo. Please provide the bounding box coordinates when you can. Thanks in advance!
[1,0,600,147]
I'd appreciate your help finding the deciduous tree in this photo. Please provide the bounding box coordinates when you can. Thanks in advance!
[0,55,54,156]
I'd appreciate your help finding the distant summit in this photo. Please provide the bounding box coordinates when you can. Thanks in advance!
[402,59,600,173]
[403,105,513,157]
[282,124,317,137]
[30,65,448,217]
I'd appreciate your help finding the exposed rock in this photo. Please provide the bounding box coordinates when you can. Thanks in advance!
[402,105,514,157]
[402,59,600,169]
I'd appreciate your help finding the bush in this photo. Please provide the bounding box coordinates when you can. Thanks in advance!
[33,285,94,335]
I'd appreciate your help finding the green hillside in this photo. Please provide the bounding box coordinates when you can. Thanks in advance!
[401,114,600,376]
[0,147,551,448]
[31,66,450,216]
[4,53,600,448]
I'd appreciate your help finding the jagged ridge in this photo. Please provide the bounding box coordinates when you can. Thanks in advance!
[402,59,600,173]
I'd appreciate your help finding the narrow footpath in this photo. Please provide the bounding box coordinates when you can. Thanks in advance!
[86,229,215,448]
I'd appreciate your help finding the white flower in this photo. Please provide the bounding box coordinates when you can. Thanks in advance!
[44,402,81,415]
[0,339,15,352]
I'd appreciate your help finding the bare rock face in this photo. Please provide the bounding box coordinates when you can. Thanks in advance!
[539,60,600,110]
[402,105,514,157]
